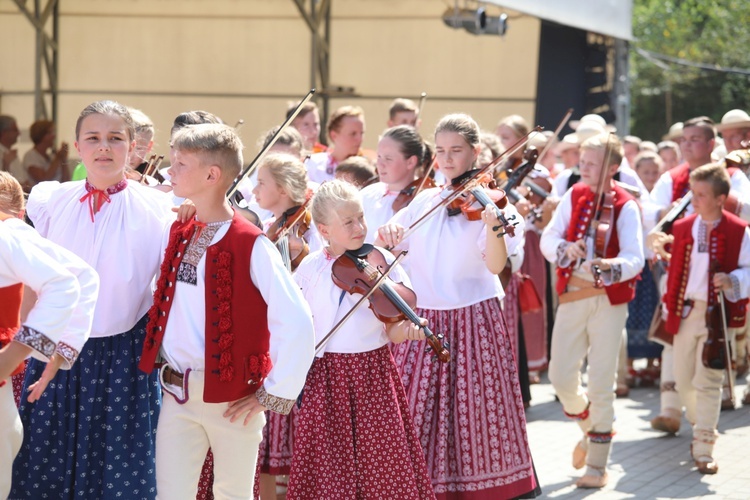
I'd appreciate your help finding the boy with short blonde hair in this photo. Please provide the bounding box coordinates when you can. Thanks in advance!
[139,123,315,498]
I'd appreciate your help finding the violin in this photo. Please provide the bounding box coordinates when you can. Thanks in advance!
[229,191,263,230]
[446,170,519,237]
[586,134,617,288]
[331,245,450,363]
[267,204,312,271]
[391,175,437,212]
[702,286,735,404]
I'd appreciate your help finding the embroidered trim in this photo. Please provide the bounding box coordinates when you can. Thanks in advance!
[660,381,677,393]
[78,178,128,222]
[556,241,573,267]
[730,274,742,301]
[692,429,718,445]
[610,263,622,284]
[14,325,55,358]
[213,246,235,383]
[564,402,591,421]
[587,430,615,444]
[256,385,296,415]
[55,341,79,368]
[145,224,185,349]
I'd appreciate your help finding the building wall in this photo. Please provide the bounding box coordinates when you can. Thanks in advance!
[0,0,539,161]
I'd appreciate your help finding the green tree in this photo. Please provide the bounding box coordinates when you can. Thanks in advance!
[630,0,750,141]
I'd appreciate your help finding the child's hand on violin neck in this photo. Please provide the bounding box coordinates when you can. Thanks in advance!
[713,272,733,292]
[386,318,427,344]
[566,240,587,261]
[376,223,405,249]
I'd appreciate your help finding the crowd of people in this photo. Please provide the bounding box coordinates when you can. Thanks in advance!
[1,97,749,499]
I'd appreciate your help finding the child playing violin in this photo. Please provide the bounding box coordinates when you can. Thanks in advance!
[286,180,435,500]
[655,163,750,474]
[377,113,539,499]
[361,125,432,243]
[540,134,644,489]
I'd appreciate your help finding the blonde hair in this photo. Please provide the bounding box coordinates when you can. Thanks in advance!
[327,106,364,137]
[580,133,624,167]
[171,123,243,181]
[690,163,730,197]
[633,151,663,171]
[0,171,24,215]
[128,107,155,142]
[76,100,135,141]
[311,179,361,226]
[496,114,529,138]
[258,153,309,205]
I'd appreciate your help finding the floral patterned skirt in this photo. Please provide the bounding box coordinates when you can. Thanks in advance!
[287,345,435,500]
[11,315,160,499]
[392,298,538,500]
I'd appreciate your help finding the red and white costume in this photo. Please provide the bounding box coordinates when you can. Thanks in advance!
[540,182,644,475]
[139,211,314,499]
[0,217,98,498]
[286,247,435,500]
[385,187,538,499]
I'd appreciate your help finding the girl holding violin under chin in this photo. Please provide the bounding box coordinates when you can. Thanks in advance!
[360,125,433,243]
[286,180,436,500]
[539,133,644,490]
[376,113,539,500]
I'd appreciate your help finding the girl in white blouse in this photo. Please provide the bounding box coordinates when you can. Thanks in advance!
[286,180,435,500]
[376,113,539,499]
[11,101,178,499]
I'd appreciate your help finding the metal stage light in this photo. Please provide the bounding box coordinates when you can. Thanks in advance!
[442,6,508,36]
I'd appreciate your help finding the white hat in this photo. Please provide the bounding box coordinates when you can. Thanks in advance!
[570,114,616,132]
[555,121,607,153]
[717,109,750,132]
[662,122,683,141]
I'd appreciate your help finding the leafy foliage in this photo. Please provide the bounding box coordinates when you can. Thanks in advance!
[630,0,750,141]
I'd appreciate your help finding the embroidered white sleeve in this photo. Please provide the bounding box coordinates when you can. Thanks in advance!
[256,385,297,415]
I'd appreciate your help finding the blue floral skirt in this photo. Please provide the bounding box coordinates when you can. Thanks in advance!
[626,265,663,359]
[11,315,160,499]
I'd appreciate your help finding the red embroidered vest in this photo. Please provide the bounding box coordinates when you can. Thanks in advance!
[0,283,25,384]
[139,211,272,403]
[664,212,748,334]
[669,163,691,202]
[556,183,639,305]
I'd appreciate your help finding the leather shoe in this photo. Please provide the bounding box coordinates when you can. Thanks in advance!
[572,441,586,470]
[576,471,608,488]
[721,397,735,411]
[695,458,719,475]
[650,415,680,434]
[615,384,630,398]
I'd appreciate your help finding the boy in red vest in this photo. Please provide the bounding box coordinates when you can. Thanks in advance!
[541,134,644,489]
[0,171,98,498]
[659,163,750,474]
[139,124,315,498]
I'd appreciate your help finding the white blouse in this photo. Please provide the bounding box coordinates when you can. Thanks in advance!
[361,182,399,243]
[26,179,175,338]
[0,218,98,365]
[23,148,61,184]
[304,152,336,184]
[294,247,409,356]
[387,187,525,309]
[160,223,315,401]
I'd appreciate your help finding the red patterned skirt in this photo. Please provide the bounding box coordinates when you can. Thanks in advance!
[392,298,538,500]
[287,345,435,500]
[258,406,297,475]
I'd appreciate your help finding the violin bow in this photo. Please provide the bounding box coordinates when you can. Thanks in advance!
[537,108,573,161]
[315,251,408,355]
[391,127,543,250]
[226,88,316,200]
[416,92,427,129]
[717,290,735,406]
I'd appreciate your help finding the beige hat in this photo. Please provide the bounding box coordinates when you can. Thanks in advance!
[662,122,683,141]
[555,121,606,153]
[570,113,616,132]
[717,109,750,132]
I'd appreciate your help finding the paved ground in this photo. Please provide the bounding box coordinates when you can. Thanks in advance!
[525,373,750,499]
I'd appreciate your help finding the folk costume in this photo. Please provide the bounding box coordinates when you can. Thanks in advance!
[386,188,539,499]
[286,247,435,500]
[360,181,400,243]
[663,212,750,466]
[0,218,97,499]
[540,182,644,481]
[304,152,337,184]
[139,210,314,499]
[11,179,174,499]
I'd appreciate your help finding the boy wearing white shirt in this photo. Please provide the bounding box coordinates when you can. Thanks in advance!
[139,124,314,499]
[541,134,644,489]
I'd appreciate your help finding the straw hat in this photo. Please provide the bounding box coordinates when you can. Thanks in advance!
[556,121,607,153]
[662,122,683,141]
[716,109,750,133]
[570,114,616,132]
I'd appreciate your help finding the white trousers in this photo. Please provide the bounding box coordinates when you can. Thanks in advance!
[1,378,23,499]
[549,294,628,433]
[155,370,266,500]
[672,301,725,437]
